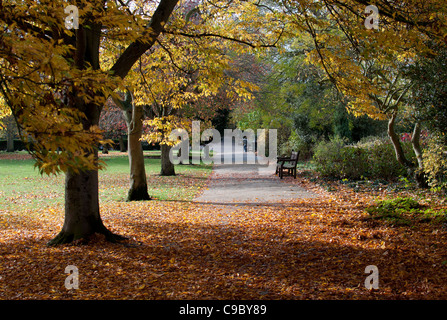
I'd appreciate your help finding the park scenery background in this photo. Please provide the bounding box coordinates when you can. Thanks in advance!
[1,0,447,301]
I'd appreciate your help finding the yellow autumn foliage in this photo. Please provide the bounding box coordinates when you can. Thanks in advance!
[1,0,447,174]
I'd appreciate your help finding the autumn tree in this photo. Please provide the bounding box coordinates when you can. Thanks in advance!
[0,0,179,245]
[99,100,128,153]
[136,1,282,175]
[0,0,284,245]
[279,0,447,186]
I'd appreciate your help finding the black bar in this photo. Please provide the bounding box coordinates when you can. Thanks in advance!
[0,300,445,318]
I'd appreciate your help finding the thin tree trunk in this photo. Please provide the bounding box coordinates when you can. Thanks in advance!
[161,143,175,176]
[119,135,127,152]
[113,90,150,201]
[387,114,429,187]
[388,113,413,168]
[6,116,15,152]
[126,103,150,201]
[6,128,14,152]
[411,122,423,169]
[411,122,428,188]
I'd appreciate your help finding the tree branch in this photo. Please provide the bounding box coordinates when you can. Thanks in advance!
[163,29,283,49]
[109,0,179,79]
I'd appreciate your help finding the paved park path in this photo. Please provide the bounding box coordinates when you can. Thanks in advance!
[193,145,318,204]
[194,163,318,204]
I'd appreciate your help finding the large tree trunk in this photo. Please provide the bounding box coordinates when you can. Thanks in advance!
[48,22,116,245]
[161,144,175,176]
[48,168,123,245]
[48,96,124,245]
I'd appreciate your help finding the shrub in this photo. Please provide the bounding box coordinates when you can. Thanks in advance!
[423,135,447,191]
[280,129,315,160]
[338,146,369,180]
[279,130,302,157]
[313,136,347,178]
[367,138,412,180]
[313,135,415,181]
[420,208,447,224]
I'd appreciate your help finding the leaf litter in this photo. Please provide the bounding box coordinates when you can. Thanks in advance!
[0,167,447,300]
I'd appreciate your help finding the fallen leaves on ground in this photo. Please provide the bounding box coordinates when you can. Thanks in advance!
[0,152,32,161]
[0,167,447,300]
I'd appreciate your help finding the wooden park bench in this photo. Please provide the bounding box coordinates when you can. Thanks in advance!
[275,151,299,179]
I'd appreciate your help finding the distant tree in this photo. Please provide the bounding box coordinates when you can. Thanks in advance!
[99,101,127,153]
[3,115,18,152]
[112,89,151,201]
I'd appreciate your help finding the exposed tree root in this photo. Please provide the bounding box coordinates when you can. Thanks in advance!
[47,224,127,246]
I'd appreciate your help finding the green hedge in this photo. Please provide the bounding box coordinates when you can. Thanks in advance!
[0,139,28,151]
[313,136,415,180]
[0,139,161,152]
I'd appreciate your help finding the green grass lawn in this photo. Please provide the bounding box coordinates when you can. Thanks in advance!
[0,151,212,213]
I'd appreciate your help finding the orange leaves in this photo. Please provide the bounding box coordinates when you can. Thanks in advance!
[1,193,447,299]
[1,157,447,299]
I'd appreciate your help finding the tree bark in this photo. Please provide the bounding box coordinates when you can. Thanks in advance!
[387,114,429,188]
[387,113,413,168]
[48,90,125,245]
[48,22,118,245]
[124,104,150,201]
[411,122,423,169]
[119,135,127,152]
[161,143,176,176]
[6,116,15,152]
[113,91,151,201]
[411,122,429,188]
[48,167,123,245]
